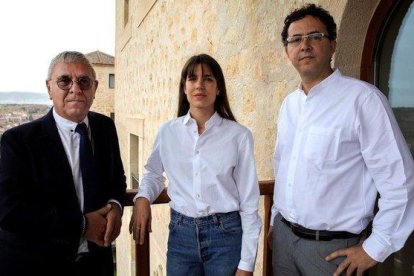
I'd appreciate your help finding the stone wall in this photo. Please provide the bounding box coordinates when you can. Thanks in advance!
[90,64,115,117]
[114,0,380,275]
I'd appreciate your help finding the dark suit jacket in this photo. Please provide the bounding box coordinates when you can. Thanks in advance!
[0,109,126,276]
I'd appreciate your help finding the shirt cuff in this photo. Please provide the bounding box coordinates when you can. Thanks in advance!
[270,210,278,226]
[362,232,392,262]
[238,259,254,272]
[133,192,152,204]
[107,199,122,212]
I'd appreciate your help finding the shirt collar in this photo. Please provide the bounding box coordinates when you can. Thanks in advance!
[298,68,341,95]
[183,112,192,125]
[52,108,89,133]
[182,111,222,128]
[205,112,221,128]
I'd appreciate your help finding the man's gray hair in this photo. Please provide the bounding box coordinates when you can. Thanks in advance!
[47,51,96,80]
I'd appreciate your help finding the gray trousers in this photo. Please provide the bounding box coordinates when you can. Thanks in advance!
[272,213,360,276]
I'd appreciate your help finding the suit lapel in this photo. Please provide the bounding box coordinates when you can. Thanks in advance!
[39,110,78,199]
[87,113,111,209]
[88,113,106,177]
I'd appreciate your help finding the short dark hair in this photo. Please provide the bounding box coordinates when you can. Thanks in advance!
[177,54,236,121]
[281,3,337,46]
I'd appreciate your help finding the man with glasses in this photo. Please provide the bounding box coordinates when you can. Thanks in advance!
[268,4,414,276]
[0,51,126,276]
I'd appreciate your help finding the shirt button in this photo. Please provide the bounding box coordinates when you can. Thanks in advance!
[292,156,297,160]
[197,194,201,198]
[196,150,199,154]
[195,172,199,176]
[288,183,292,187]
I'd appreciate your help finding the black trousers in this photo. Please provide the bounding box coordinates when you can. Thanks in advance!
[70,249,114,276]
[0,230,114,276]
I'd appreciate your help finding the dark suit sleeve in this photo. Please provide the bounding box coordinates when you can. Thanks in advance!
[106,119,126,207]
[0,128,83,241]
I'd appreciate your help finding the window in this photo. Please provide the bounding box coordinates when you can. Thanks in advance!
[109,74,115,89]
[361,1,414,275]
[377,1,414,157]
[124,0,129,27]
[130,134,139,189]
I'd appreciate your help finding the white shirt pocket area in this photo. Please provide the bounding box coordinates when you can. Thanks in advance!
[303,126,341,168]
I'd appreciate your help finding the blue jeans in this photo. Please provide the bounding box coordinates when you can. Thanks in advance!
[166,209,242,276]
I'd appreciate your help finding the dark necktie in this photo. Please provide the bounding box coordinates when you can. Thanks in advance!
[75,122,98,213]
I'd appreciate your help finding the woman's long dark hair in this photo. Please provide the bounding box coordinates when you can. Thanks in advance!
[177,54,236,122]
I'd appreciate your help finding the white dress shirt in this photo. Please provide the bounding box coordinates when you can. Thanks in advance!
[53,109,89,253]
[271,69,414,262]
[136,112,262,271]
[53,109,121,253]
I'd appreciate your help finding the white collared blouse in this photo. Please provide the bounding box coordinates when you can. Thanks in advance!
[136,112,261,271]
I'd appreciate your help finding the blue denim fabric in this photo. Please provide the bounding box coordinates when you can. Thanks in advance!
[166,209,242,276]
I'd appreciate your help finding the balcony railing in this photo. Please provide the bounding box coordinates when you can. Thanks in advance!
[124,180,414,276]
[125,180,275,276]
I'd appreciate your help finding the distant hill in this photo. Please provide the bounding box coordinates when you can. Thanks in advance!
[0,92,51,105]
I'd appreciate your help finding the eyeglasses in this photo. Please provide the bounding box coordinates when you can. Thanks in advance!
[286,32,329,46]
[53,75,94,91]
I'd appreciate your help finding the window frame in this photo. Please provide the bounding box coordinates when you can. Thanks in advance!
[109,73,115,89]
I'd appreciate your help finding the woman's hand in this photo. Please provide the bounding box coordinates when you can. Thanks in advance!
[129,197,152,245]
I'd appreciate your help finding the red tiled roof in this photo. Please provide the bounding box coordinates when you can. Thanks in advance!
[85,50,114,65]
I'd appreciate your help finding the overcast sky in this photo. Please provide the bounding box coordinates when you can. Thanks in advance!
[0,0,115,93]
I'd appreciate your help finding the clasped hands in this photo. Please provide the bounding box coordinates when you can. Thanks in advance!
[84,202,122,247]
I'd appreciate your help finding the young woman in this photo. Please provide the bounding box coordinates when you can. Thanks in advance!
[129,54,261,276]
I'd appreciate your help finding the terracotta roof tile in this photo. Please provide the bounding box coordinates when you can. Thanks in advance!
[85,50,114,65]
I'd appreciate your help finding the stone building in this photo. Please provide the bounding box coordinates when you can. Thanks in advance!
[86,50,115,119]
[113,1,414,275]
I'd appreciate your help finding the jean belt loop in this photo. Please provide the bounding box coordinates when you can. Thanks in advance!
[316,230,320,241]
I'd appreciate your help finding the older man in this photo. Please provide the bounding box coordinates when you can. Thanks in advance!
[0,51,126,276]
[268,4,414,276]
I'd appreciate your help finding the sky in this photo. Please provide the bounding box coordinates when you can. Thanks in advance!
[0,0,115,93]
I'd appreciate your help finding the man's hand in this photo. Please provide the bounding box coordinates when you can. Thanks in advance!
[129,197,152,245]
[235,268,253,276]
[84,204,112,246]
[104,202,122,247]
[325,244,378,276]
[266,226,273,250]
